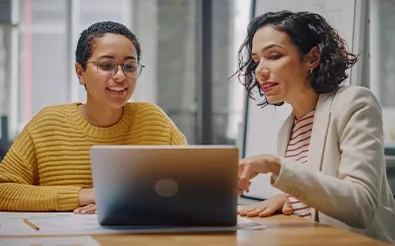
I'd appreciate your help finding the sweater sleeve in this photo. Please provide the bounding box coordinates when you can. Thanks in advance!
[170,123,188,146]
[0,126,81,211]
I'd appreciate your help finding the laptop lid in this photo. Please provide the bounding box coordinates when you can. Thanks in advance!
[90,145,239,227]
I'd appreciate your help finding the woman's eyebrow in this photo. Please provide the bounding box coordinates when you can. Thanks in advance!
[251,44,284,56]
[96,55,137,60]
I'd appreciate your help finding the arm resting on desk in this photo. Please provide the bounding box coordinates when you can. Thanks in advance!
[0,127,81,212]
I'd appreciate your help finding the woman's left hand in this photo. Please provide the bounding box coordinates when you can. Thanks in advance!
[73,204,96,214]
[239,154,281,192]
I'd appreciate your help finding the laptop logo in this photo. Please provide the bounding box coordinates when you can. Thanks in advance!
[155,179,178,198]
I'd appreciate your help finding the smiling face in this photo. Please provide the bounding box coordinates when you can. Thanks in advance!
[251,25,315,104]
[76,33,138,109]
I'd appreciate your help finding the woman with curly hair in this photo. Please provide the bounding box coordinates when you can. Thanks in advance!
[235,11,395,242]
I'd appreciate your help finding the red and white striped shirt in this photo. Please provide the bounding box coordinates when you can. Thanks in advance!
[285,110,315,218]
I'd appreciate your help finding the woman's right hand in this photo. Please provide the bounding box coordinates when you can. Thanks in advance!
[74,204,96,214]
[238,178,251,196]
[78,188,95,206]
[238,194,293,217]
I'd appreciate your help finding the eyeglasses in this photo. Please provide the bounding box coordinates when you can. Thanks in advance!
[87,60,145,79]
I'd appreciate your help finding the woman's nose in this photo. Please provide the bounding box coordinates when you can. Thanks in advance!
[255,63,269,81]
[113,65,126,81]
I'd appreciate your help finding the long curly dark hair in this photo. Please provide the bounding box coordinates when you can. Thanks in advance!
[232,11,358,107]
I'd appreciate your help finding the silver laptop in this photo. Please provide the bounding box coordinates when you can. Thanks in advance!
[90,145,239,228]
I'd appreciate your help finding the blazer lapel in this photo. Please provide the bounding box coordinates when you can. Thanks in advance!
[277,92,333,160]
[277,113,294,157]
[308,93,333,221]
[307,93,333,172]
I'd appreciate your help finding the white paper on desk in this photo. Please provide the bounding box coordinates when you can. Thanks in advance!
[0,212,265,236]
[237,217,266,230]
[0,236,100,246]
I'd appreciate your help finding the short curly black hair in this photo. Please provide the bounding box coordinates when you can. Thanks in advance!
[75,21,141,70]
[233,10,358,107]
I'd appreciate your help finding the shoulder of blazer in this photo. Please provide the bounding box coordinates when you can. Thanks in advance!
[326,85,381,114]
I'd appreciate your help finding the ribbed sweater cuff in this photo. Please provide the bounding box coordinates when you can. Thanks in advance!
[57,186,81,211]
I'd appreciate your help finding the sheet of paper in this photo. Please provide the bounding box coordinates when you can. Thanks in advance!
[237,216,266,230]
[0,212,265,236]
[0,236,100,246]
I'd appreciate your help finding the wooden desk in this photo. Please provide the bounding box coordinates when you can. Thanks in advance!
[92,214,391,246]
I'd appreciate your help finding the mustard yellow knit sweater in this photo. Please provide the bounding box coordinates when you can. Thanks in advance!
[0,102,187,211]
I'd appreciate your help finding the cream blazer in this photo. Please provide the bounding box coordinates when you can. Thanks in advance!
[272,85,395,242]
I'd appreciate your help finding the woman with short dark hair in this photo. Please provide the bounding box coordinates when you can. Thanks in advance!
[0,21,187,214]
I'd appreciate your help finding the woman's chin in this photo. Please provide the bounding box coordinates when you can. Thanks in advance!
[107,98,130,109]
[107,94,133,109]
[265,95,283,105]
